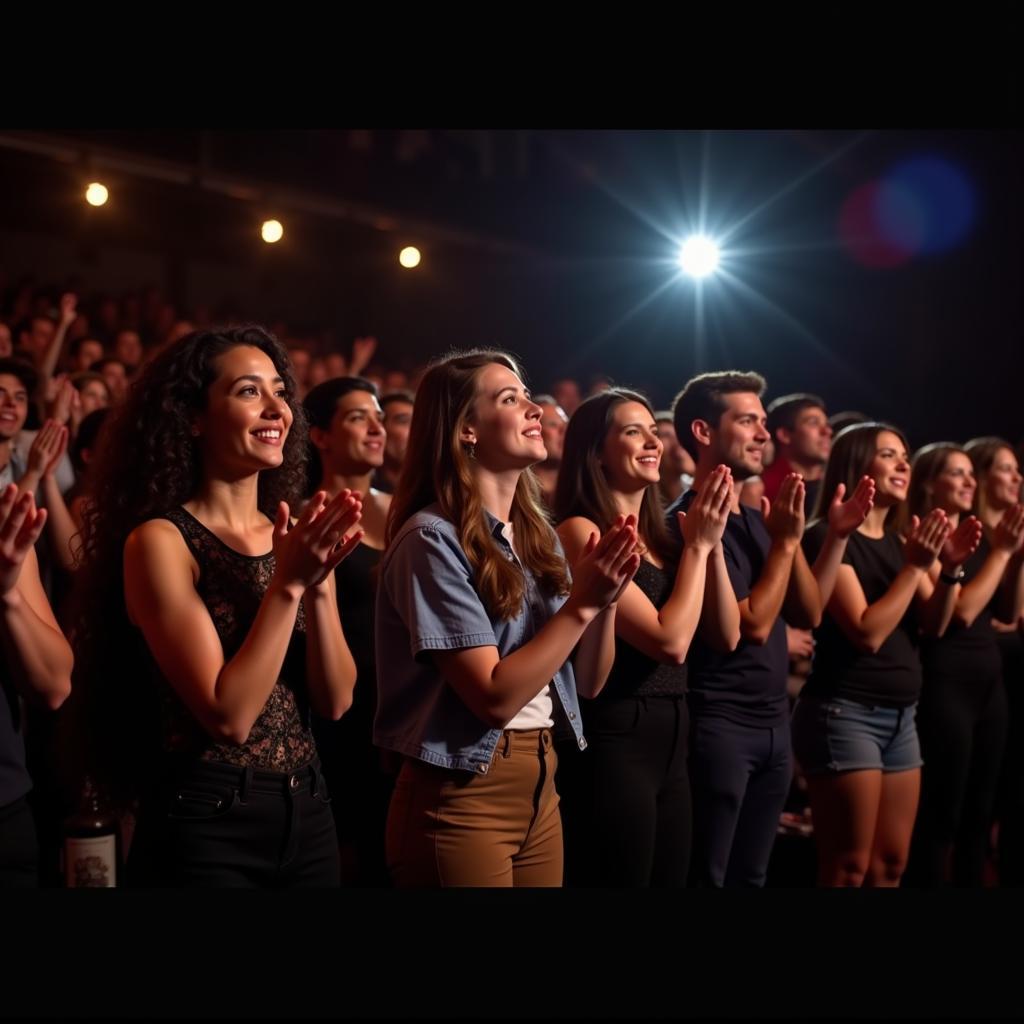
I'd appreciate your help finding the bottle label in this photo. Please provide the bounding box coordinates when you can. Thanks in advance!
[65,835,117,888]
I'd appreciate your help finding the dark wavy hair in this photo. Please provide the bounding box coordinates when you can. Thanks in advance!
[554,388,678,566]
[69,325,308,806]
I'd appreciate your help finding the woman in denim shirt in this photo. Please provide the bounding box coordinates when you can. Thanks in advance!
[375,349,640,886]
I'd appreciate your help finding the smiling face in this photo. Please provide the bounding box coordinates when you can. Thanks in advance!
[868,430,911,508]
[700,391,770,481]
[0,373,29,442]
[929,450,977,515]
[462,362,546,472]
[193,345,293,476]
[601,400,662,494]
[311,388,386,475]
[981,447,1024,511]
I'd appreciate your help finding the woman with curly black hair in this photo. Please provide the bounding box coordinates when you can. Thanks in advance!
[73,325,363,887]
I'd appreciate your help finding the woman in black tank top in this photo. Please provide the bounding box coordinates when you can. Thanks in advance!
[554,388,736,886]
[73,326,364,887]
[304,376,394,885]
[903,443,1024,886]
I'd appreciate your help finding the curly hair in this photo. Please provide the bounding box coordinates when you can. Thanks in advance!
[69,325,308,806]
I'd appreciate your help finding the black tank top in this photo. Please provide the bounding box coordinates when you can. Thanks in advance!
[594,559,689,700]
[151,508,316,770]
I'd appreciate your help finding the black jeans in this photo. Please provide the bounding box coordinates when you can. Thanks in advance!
[0,795,39,888]
[908,672,1007,887]
[127,757,340,887]
[560,696,692,887]
[688,713,792,887]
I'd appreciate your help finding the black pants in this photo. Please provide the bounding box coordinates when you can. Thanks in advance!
[127,758,340,888]
[996,632,1024,885]
[688,713,792,887]
[314,703,394,886]
[907,671,1006,887]
[560,695,691,887]
[0,795,38,888]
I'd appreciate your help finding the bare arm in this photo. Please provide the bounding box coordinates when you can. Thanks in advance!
[0,487,73,710]
[797,477,877,625]
[916,516,982,638]
[124,491,363,744]
[698,541,741,652]
[302,570,359,721]
[37,293,77,385]
[741,474,806,643]
[827,512,949,653]
[433,518,640,723]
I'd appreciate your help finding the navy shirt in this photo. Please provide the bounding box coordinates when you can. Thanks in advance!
[666,490,789,727]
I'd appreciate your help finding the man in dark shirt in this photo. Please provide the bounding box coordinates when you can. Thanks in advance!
[666,371,871,886]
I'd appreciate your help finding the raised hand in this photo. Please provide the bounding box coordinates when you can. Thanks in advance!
[570,513,641,614]
[58,293,78,328]
[0,485,47,595]
[26,420,69,480]
[828,475,875,538]
[903,508,951,569]
[941,515,983,572]
[272,489,364,592]
[993,504,1024,554]
[762,472,806,546]
[678,464,733,552]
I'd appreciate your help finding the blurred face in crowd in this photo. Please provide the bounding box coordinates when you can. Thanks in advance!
[778,405,832,467]
[0,373,30,442]
[536,400,568,465]
[383,399,414,467]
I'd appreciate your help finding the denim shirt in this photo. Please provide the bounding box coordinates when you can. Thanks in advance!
[374,503,587,773]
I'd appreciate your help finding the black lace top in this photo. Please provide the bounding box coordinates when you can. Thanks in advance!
[150,508,316,770]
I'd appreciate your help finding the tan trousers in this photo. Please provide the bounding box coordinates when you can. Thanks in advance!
[386,728,563,887]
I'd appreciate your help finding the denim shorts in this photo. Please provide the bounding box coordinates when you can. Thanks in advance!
[791,695,923,776]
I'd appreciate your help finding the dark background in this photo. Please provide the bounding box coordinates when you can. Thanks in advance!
[0,128,1019,446]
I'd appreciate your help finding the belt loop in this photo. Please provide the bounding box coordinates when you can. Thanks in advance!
[239,765,253,804]
[502,731,512,758]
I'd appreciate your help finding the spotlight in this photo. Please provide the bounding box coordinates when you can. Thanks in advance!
[85,182,109,207]
[678,235,720,278]
[261,219,284,243]
[399,246,421,269]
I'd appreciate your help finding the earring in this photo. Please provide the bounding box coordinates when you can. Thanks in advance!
[466,442,476,460]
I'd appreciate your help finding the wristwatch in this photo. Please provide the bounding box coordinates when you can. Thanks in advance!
[939,566,966,585]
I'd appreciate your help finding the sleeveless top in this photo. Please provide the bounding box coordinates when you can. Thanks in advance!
[149,507,316,770]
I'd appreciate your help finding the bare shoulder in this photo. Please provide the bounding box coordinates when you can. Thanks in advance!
[556,516,600,558]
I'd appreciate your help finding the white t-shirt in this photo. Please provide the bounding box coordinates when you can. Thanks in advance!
[498,520,554,730]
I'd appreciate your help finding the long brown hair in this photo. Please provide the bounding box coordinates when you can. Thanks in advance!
[904,442,966,531]
[554,388,678,565]
[386,349,570,620]
[965,436,1017,520]
[813,422,910,528]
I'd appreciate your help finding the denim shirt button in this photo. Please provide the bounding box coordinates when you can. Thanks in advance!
[568,711,577,720]
[477,762,489,774]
